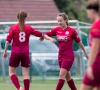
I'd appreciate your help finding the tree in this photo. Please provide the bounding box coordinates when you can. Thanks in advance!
[54,0,88,22]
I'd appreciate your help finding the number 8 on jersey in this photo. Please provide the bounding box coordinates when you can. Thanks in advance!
[19,32,26,42]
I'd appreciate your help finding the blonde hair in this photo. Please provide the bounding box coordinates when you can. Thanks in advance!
[57,13,69,26]
[17,11,27,31]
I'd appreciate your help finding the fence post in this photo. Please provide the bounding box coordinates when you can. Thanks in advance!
[76,20,85,76]
[0,40,6,82]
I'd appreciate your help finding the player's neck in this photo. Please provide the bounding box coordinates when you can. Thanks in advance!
[94,15,100,22]
[61,25,68,30]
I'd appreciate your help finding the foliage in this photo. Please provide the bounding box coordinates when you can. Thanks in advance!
[54,0,88,22]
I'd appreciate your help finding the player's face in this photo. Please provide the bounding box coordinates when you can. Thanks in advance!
[57,16,67,27]
[86,9,95,22]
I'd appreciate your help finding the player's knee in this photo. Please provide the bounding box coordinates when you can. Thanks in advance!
[9,70,16,76]
[65,75,71,81]
[59,73,66,79]
[22,72,29,79]
[65,73,71,81]
[23,74,29,79]
[94,87,100,90]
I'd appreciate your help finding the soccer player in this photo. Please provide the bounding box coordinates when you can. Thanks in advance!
[3,11,43,90]
[80,0,100,90]
[41,13,88,90]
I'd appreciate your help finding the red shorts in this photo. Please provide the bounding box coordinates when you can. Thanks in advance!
[82,70,100,87]
[9,53,30,67]
[58,59,74,71]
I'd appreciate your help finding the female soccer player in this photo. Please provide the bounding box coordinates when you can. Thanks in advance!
[80,0,100,90]
[3,11,43,90]
[41,13,88,90]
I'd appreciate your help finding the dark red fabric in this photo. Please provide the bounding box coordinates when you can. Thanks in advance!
[10,74,20,89]
[67,79,77,90]
[24,79,30,90]
[56,79,65,90]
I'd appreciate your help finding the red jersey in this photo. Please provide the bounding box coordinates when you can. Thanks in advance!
[6,24,42,54]
[89,20,100,70]
[45,26,80,61]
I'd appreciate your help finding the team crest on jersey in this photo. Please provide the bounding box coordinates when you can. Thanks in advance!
[66,31,69,35]
[7,33,9,35]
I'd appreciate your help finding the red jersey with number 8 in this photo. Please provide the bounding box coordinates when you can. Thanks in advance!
[6,24,42,54]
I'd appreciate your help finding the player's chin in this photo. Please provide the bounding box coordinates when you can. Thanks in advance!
[59,24,63,27]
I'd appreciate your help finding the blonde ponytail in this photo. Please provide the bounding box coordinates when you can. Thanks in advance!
[17,11,27,31]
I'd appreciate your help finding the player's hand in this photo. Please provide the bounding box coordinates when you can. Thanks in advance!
[85,54,89,59]
[39,35,44,41]
[87,66,94,80]
[50,38,57,43]
[3,52,7,60]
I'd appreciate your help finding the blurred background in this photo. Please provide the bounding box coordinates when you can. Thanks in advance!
[0,0,91,90]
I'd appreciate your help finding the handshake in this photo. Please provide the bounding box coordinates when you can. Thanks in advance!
[39,34,57,43]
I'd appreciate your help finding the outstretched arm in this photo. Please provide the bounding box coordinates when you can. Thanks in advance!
[43,34,57,43]
[78,41,89,59]
[40,27,57,42]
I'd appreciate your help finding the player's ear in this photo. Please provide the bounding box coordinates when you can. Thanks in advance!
[65,20,67,25]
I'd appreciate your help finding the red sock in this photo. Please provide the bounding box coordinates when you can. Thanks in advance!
[24,79,30,90]
[67,79,77,90]
[10,74,20,90]
[56,79,65,90]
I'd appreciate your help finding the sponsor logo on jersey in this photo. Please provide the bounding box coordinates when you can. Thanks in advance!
[57,31,62,33]
[57,35,70,42]
[7,33,9,36]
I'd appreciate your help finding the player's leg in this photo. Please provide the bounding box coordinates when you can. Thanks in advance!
[60,58,76,90]
[9,66,21,90]
[21,54,30,90]
[22,67,30,90]
[94,87,100,90]
[56,68,67,90]
[80,83,94,90]
[9,53,21,90]
[80,70,100,90]
[65,71,77,90]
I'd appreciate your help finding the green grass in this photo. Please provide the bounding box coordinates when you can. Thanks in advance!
[0,80,81,90]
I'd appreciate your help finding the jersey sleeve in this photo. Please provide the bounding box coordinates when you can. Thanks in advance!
[73,30,81,43]
[45,28,56,36]
[6,27,14,43]
[30,27,42,37]
[91,29,100,38]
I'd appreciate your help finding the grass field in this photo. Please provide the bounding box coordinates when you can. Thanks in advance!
[0,80,81,90]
